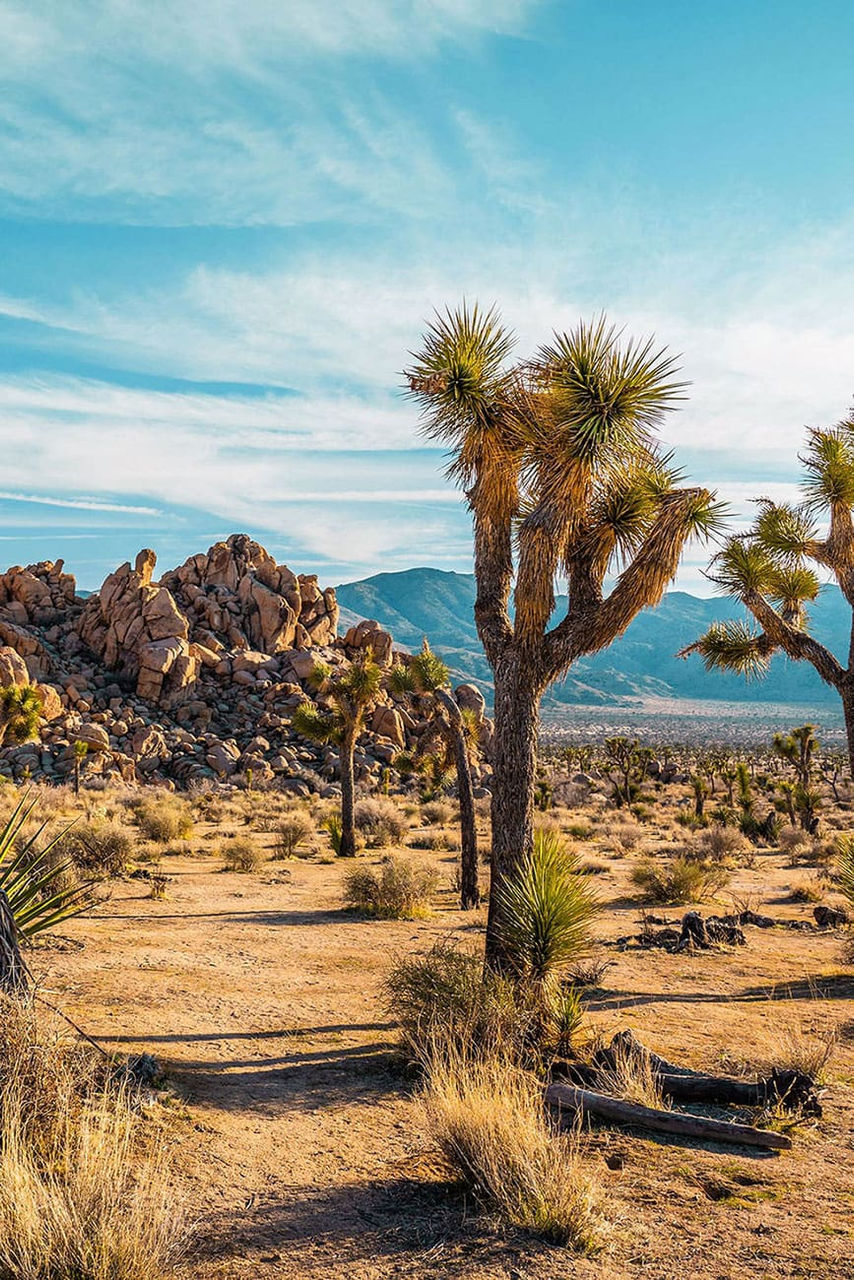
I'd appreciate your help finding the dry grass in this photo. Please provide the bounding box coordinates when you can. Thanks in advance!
[0,998,185,1280]
[421,1045,600,1250]
[762,1025,838,1084]
[354,798,409,847]
[594,1039,665,1109]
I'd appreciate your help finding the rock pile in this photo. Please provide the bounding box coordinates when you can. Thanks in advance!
[0,536,492,795]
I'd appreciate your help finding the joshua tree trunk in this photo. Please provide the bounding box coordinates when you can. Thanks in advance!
[338,727,358,858]
[485,656,544,966]
[435,688,479,910]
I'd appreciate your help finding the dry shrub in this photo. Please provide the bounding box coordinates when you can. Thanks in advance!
[58,820,134,877]
[788,878,824,904]
[344,855,438,919]
[565,821,594,841]
[421,1045,600,1250]
[384,941,532,1060]
[134,797,193,844]
[409,831,453,851]
[354,798,408,847]
[778,826,815,865]
[273,814,312,859]
[698,824,753,867]
[220,837,262,873]
[421,800,454,827]
[614,821,643,852]
[630,856,729,905]
[0,998,184,1280]
[595,1039,664,1109]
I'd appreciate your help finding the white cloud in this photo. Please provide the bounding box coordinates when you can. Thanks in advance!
[0,0,544,224]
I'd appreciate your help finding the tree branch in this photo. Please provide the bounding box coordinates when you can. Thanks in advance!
[545,490,704,675]
[742,588,847,689]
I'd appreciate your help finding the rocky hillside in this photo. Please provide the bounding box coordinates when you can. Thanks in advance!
[0,535,490,792]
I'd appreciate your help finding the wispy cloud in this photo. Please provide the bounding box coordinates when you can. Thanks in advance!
[0,490,164,516]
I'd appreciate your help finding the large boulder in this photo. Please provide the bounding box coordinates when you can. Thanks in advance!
[0,646,30,688]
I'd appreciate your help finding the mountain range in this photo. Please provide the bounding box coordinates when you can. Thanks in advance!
[336,568,848,710]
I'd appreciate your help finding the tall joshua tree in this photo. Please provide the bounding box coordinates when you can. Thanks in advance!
[292,655,383,858]
[390,640,480,909]
[684,417,854,775]
[406,306,720,967]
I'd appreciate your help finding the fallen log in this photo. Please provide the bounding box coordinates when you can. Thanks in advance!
[546,1081,792,1150]
[590,1031,820,1115]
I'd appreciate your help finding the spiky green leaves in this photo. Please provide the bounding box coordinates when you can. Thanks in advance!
[291,702,341,746]
[411,642,450,693]
[685,621,771,680]
[836,833,854,908]
[753,500,816,559]
[495,829,599,986]
[0,794,94,939]
[801,427,854,511]
[0,685,42,747]
[405,302,515,440]
[708,537,774,598]
[532,317,685,469]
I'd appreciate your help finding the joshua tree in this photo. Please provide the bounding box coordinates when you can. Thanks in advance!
[0,685,42,748]
[685,417,854,775]
[390,641,480,909]
[407,306,719,967]
[603,736,653,807]
[773,724,821,832]
[292,655,383,858]
[72,739,88,797]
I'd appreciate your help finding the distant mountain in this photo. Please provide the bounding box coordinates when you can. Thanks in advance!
[336,568,846,709]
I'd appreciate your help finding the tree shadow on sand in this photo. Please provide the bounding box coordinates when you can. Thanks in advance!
[195,1175,544,1279]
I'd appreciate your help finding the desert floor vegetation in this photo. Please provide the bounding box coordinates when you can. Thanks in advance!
[0,768,849,1279]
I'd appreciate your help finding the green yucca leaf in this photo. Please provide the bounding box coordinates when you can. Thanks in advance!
[801,428,854,511]
[495,829,599,985]
[753,499,816,559]
[836,834,854,907]
[405,302,515,441]
[708,537,774,597]
[533,317,685,469]
[687,621,771,680]
[0,793,95,939]
[409,640,450,693]
[766,564,821,616]
[291,703,341,746]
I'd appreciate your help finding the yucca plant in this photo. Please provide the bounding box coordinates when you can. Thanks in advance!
[407,306,721,968]
[494,830,599,990]
[837,834,854,911]
[0,794,94,993]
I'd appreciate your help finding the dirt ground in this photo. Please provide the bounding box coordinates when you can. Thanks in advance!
[33,828,854,1280]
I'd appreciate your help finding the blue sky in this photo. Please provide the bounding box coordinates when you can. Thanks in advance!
[2,1,854,591]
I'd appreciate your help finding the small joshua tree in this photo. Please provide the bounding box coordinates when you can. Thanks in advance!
[291,655,383,858]
[685,416,854,776]
[389,641,480,910]
[0,685,42,748]
[72,739,88,797]
[407,306,719,968]
[773,724,821,832]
